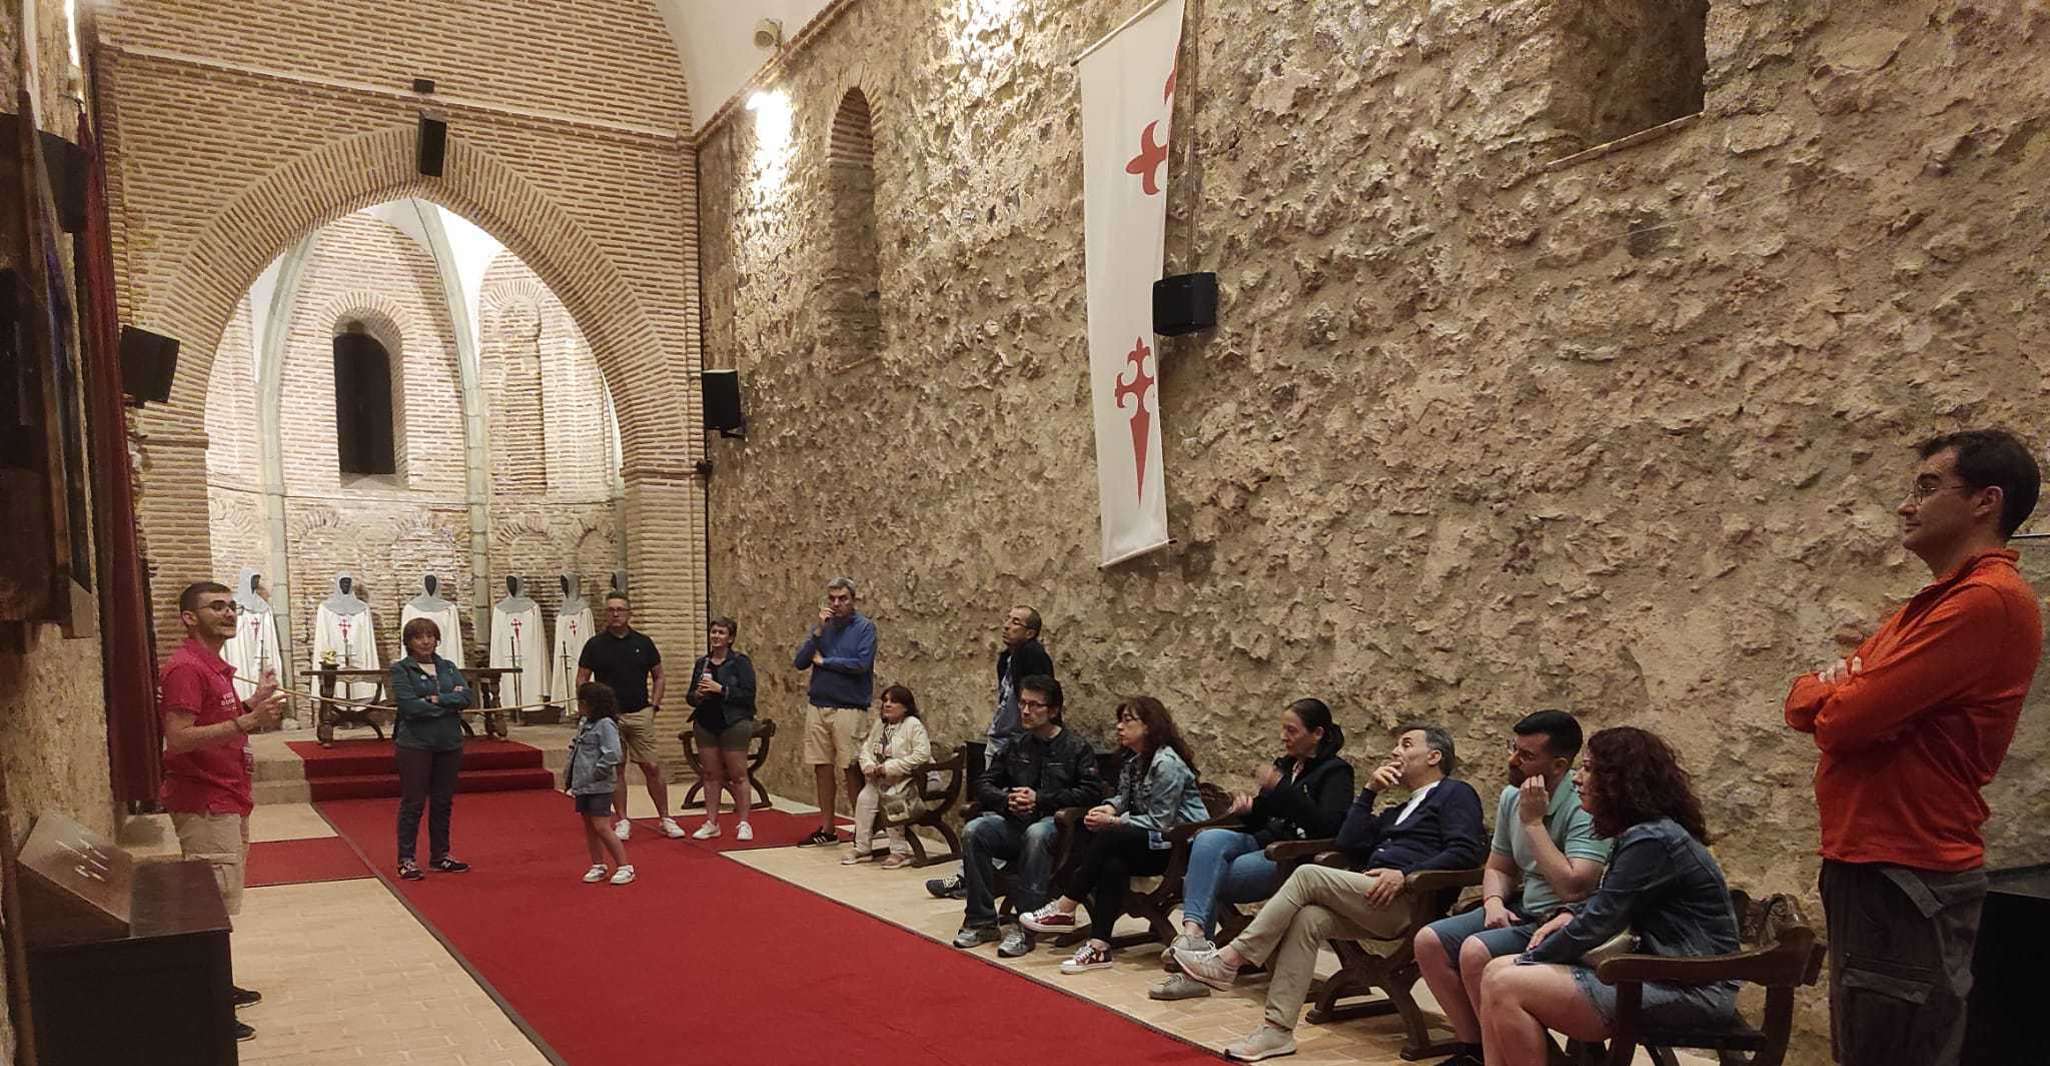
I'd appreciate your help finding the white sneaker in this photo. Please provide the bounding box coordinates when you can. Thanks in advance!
[658,817,687,839]
[691,821,722,840]
[612,819,632,840]
[1224,1024,1296,1061]
[609,864,636,885]
[735,822,753,841]
[582,864,608,884]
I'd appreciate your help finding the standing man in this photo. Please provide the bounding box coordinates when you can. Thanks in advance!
[927,605,1055,899]
[793,576,878,847]
[160,581,286,1043]
[576,593,683,840]
[1412,710,1608,1066]
[1786,428,2042,1066]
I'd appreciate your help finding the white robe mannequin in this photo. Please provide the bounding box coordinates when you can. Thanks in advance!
[490,576,548,710]
[399,574,467,668]
[313,572,381,702]
[551,573,592,705]
[222,568,287,716]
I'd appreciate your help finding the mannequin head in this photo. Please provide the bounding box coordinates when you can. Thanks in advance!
[422,574,438,597]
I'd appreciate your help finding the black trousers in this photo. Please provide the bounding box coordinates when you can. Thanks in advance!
[1820,859,1987,1066]
[396,746,464,864]
[1060,823,1173,942]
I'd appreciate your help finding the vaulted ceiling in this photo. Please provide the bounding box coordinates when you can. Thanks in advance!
[651,0,833,131]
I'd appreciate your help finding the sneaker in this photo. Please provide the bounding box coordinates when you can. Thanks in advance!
[1060,942,1114,974]
[691,821,722,840]
[582,863,609,883]
[612,819,632,841]
[996,926,1036,958]
[1149,973,1213,1001]
[230,986,263,1009]
[879,854,912,869]
[658,817,687,839]
[430,857,470,873]
[1163,932,1214,972]
[840,848,874,866]
[609,864,637,885]
[1224,1024,1297,1061]
[735,822,754,841]
[1174,946,1241,991]
[234,1020,256,1042]
[798,827,839,847]
[926,872,967,899]
[1020,903,1080,934]
[952,924,1001,949]
[398,861,423,881]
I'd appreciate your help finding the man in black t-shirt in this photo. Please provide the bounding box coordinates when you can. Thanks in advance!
[575,593,682,841]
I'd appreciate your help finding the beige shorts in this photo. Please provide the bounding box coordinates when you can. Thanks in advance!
[616,708,662,767]
[803,705,865,768]
[172,811,250,917]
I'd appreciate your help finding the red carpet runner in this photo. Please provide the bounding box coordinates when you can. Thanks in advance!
[289,739,556,800]
[317,790,1217,1065]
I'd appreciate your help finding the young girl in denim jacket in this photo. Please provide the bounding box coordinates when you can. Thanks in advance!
[569,682,634,885]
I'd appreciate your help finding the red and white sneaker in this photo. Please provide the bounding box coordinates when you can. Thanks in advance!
[1020,903,1080,934]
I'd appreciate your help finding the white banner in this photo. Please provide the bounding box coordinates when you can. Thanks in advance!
[1078,0,1184,566]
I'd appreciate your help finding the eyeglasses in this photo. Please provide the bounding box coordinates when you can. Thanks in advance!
[1904,479,1975,504]
[1506,742,1552,765]
[1018,698,1051,710]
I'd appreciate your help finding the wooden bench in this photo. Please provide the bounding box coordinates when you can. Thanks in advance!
[678,718,777,811]
[873,743,968,867]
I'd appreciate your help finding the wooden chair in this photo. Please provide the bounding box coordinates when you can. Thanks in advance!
[1285,848,1485,1062]
[678,719,777,811]
[873,743,968,867]
[1047,782,1236,949]
[1561,889,1826,1066]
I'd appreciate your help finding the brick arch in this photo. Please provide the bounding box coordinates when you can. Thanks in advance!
[319,293,414,360]
[136,124,689,468]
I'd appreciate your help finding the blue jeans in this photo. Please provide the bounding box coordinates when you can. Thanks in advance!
[961,813,1058,928]
[1180,828,1285,938]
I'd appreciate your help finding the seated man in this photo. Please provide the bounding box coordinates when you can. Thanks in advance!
[950,676,1105,958]
[1413,710,1608,1066]
[1176,723,1486,1062]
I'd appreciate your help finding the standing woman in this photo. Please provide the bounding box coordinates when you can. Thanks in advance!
[390,617,472,881]
[1022,695,1208,974]
[684,616,758,841]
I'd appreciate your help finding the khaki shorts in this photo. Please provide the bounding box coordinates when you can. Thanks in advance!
[616,708,662,767]
[172,811,249,917]
[803,705,865,768]
[693,719,755,753]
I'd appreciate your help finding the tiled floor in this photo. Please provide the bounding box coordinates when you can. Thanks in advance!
[131,780,1708,1065]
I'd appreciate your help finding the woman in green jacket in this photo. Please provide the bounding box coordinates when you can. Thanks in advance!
[390,617,473,880]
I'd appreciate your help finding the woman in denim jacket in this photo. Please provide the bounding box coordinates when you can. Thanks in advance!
[1021,695,1208,974]
[389,617,472,881]
[1478,727,1740,1065]
[569,681,633,885]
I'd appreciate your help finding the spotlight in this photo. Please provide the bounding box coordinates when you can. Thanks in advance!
[753,18,784,49]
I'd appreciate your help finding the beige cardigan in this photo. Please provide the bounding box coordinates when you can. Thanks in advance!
[857,715,935,822]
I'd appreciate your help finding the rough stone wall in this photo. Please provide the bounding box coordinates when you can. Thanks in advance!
[700,1,2050,1056]
[0,1,116,1058]
[96,0,706,667]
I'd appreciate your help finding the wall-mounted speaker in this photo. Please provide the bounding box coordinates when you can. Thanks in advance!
[1153,272,1218,336]
[119,326,180,406]
[417,115,448,177]
[701,369,746,438]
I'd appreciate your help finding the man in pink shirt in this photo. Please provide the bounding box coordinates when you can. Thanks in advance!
[159,580,285,1043]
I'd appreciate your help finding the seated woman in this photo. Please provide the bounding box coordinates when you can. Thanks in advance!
[1477,726,1740,1066]
[844,684,933,868]
[1153,698,1353,1000]
[1020,695,1207,974]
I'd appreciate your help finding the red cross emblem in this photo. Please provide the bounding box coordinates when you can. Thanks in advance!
[1112,336,1156,500]
[1125,121,1168,197]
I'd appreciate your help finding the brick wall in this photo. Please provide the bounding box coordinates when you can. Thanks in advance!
[97,0,708,680]
[697,3,2050,1058]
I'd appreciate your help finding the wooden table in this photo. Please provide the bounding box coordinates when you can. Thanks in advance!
[310,666,519,746]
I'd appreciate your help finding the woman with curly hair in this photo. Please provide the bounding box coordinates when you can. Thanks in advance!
[1475,726,1740,1066]
[1020,695,1208,974]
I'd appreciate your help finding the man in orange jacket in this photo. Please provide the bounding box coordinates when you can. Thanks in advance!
[1785,428,2041,1066]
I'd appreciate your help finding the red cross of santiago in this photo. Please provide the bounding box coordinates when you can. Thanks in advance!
[1112,336,1156,500]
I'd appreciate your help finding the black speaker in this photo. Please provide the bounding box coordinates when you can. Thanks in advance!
[119,326,180,406]
[701,369,746,438]
[1153,272,1218,336]
[38,130,87,234]
[417,115,447,177]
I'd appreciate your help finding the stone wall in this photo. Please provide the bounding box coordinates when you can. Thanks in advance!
[699,1,2050,1056]
[0,0,116,1058]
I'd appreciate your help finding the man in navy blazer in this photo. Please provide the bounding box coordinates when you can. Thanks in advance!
[1176,723,1486,1062]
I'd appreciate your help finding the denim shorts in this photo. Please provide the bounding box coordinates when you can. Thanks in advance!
[574,793,613,816]
[1427,903,1540,967]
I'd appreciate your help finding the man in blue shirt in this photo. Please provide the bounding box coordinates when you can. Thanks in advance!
[792,576,878,846]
